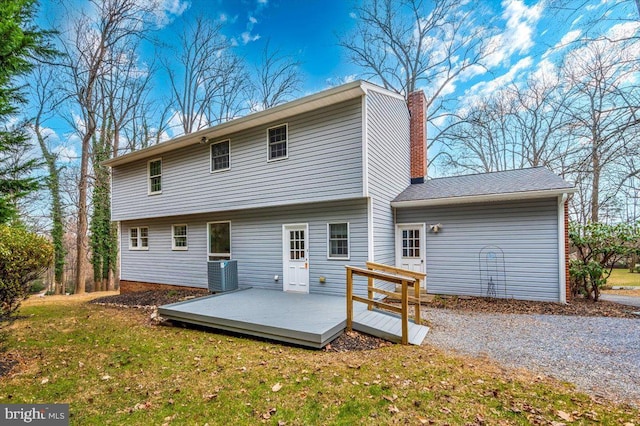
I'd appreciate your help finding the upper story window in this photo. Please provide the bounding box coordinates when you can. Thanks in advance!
[148,158,162,194]
[208,221,231,261]
[172,224,188,250]
[129,226,149,250]
[267,124,288,161]
[327,222,349,260]
[210,140,230,172]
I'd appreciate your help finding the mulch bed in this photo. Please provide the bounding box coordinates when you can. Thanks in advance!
[90,289,207,308]
[429,295,640,319]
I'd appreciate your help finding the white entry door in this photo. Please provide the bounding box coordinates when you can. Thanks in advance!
[395,224,426,288]
[282,224,309,293]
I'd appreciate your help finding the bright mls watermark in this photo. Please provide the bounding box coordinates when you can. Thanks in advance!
[1,404,69,425]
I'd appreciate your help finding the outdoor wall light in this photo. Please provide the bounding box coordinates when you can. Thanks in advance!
[319,276,326,284]
[274,275,279,282]
[430,223,442,233]
[199,136,208,144]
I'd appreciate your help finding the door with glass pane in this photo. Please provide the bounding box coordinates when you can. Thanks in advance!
[395,224,426,288]
[282,224,309,293]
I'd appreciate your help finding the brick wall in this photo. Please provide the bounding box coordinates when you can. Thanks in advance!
[407,91,427,184]
[565,200,571,301]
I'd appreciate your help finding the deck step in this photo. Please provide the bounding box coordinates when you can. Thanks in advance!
[351,307,429,345]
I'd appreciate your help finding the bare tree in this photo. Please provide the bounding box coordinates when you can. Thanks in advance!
[251,40,302,111]
[340,0,494,125]
[437,72,573,175]
[560,38,640,223]
[165,17,232,134]
[60,0,157,293]
[28,64,69,294]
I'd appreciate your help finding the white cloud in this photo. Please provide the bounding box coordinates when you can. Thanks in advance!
[53,145,79,163]
[163,0,189,15]
[464,56,533,101]
[153,0,190,28]
[249,16,258,24]
[219,13,228,22]
[349,12,357,19]
[607,21,640,40]
[258,0,268,3]
[484,0,543,68]
[241,31,261,44]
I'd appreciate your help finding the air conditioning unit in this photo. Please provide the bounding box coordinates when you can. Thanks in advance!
[207,260,238,292]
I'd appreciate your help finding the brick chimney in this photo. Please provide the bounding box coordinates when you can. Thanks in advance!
[407,90,427,184]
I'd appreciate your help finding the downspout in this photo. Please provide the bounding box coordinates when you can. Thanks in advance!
[558,193,568,303]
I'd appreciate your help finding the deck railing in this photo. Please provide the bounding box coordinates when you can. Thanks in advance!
[345,265,421,345]
[365,262,425,325]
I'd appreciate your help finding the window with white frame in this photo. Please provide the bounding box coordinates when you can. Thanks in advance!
[208,221,231,260]
[129,226,149,250]
[267,124,287,160]
[327,223,349,259]
[210,140,230,172]
[172,224,188,250]
[148,158,162,194]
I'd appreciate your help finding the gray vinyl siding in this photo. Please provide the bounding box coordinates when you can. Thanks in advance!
[112,99,363,221]
[120,199,370,296]
[395,198,561,302]
[365,91,410,264]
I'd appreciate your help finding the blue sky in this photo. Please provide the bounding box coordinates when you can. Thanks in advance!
[34,0,639,163]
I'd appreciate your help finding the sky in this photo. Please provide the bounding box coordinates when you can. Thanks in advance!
[34,0,639,161]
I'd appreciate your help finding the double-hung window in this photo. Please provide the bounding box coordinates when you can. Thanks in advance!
[148,158,162,194]
[208,221,231,260]
[210,140,230,172]
[172,224,188,250]
[327,223,349,259]
[267,124,288,161]
[129,227,149,250]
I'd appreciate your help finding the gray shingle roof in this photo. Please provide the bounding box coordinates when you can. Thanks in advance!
[392,167,574,204]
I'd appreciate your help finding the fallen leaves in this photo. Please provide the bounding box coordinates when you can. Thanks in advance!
[271,382,282,392]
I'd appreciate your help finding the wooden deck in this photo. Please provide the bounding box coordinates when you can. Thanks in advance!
[158,288,429,348]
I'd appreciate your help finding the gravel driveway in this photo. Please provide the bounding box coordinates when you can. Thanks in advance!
[422,308,640,406]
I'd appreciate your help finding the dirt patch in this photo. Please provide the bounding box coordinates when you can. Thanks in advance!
[324,330,393,352]
[429,295,640,319]
[602,288,640,297]
[90,289,207,308]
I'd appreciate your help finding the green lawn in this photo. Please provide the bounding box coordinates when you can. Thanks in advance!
[608,268,640,287]
[1,295,638,425]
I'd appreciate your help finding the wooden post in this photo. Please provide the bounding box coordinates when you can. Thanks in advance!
[414,277,421,324]
[346,267,353,331]
[401,279,408,345]
[367,276,373,311]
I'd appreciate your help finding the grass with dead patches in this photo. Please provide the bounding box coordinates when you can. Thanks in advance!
[1,295,638,425]
[608,268,640,287]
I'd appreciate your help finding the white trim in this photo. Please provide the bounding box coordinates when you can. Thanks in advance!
[117,221,122,280]
[360,81,406,101]
[367,197,374,262]
[147,158,162,195]
[128,226,149,251]
[394,223,426,286]
[266,123,289,162]
[361,95,369,197]
[391,188,576,208]
[558,193,568,303]
[207,221,231,260]
[209,139,231,173]
[171,224,188,251]
[327,222,350,260]
[282,223,310,293]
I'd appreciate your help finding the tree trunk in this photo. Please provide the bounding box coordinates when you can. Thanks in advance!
[591,148,600,223]
[75,132,91,294]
